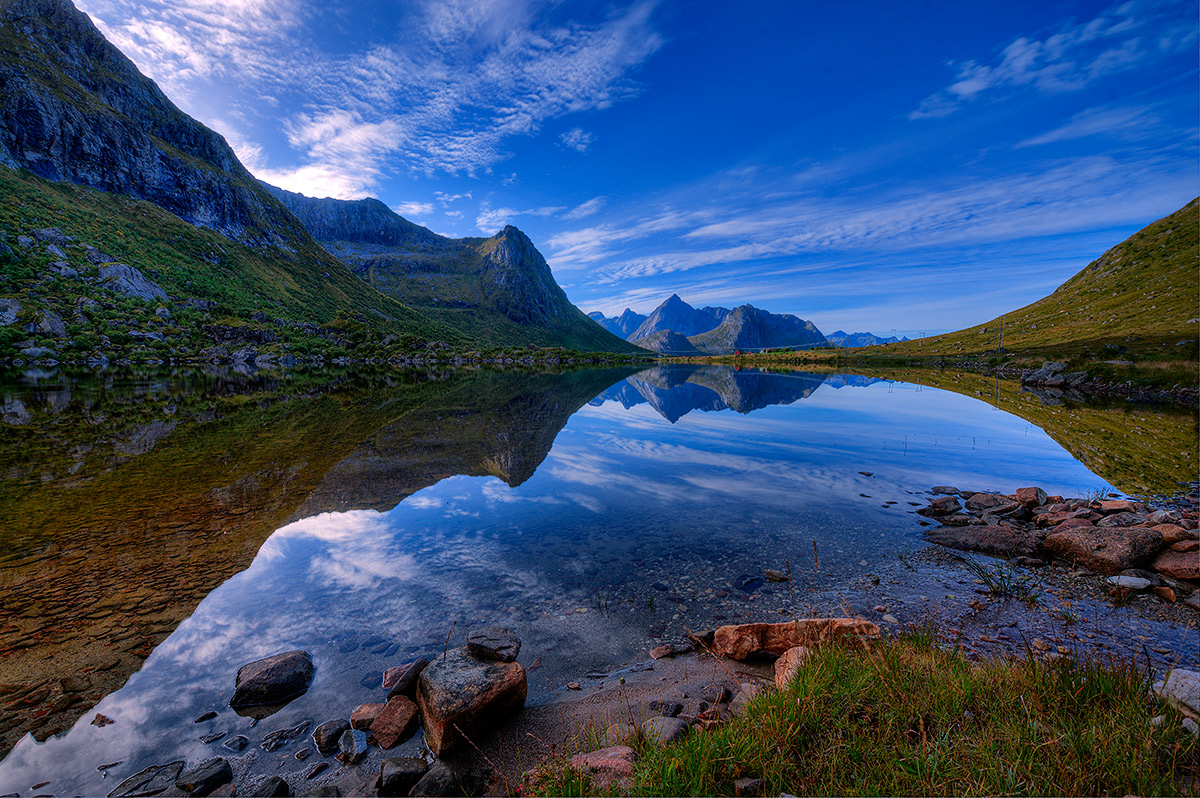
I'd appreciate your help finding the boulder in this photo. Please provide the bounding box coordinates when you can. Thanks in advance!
[466,626,521,662]
[350,702,385,731]
[370,696,419,749]
[312,719,350,755]
[1172,540,1199,552]
[568,746,637,791]
[383,658,429,699]
[99,263,167,301]
[1099,499,1144,514]
[379,757,429,797]
[1154,669,1199,720]
[1097,512,1145,528]
[230,650,314,709]
[175,758,232,797]
[712,619,879,660]
[336,728,369,765]
[108,761,185,798]
[1022,362,1066,384]
[966,493,1008,511]
[1105,575,1151,591]
[1151,550,1199,581]
[1154,524,1194,545]
[0,297,20,326]
[919,496,961,517]
[774,646,810,690]
[1014,487,1047,508]
[1148,510,1183,525]
[642,716,689,745]
[415,647,527,755]
[1043,526,1163,575]
[923,524,1042,558]
[931,486,959,495]
[410,762,468,797]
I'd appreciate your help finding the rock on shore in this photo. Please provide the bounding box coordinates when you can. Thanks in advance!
[416,648,527,756]
[712,619,880,660]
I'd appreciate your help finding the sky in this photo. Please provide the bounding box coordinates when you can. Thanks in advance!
[74,0,1198,336]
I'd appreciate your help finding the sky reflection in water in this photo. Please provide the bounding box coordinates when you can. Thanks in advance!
[0,368,1115,795]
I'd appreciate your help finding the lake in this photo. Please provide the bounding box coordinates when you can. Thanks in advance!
[0,364,1195,796]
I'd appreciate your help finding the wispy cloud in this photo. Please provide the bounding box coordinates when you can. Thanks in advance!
[564,196,606,220]
[476,203,567,232]
[909,0,1194,119]
[393,201,435,218]
[1015,105,1160,147]
[559,127,596,152]
[78,0,664,197]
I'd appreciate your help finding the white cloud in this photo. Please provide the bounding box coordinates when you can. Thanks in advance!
[435,191,473,206]
[1015,105,1159,147]
[559,127,595,152]
[909,0,1194,119]
[393,201,436,218]
[564,196,606,220]
[476,203,567,232]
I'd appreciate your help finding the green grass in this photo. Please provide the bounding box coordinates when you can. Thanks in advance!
[529,631,1197,797]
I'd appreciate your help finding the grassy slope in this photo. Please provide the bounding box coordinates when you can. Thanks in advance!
[883,199,1199,360]
[530,630,1197,797]
[0,167,467,358]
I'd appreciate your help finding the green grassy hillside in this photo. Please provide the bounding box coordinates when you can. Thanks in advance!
[0,167,464,361]
[884,199,1199,360]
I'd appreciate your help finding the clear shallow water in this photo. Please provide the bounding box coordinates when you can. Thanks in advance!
[0,365,1163,795]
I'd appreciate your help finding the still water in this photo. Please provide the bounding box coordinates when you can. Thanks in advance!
[0,364,1193,795]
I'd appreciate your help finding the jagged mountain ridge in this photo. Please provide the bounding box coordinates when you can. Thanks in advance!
[268,186,642,353]
[688,304,827,354]
[587,308,647,338]
[629,294,730,340]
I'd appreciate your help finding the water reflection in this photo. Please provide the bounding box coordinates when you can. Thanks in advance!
[0,364,1190,796]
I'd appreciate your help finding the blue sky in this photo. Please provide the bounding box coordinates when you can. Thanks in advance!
[75,0,1197,336]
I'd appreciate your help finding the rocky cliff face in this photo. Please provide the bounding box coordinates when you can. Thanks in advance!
[630,294,729,340]
[269,186,640,352]
[0,0,305,246]
[688,304,827,354]
[630,329,700,355]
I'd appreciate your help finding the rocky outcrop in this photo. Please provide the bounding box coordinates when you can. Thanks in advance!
[689,304,827,354]
[712,619,880,660]
[0,0,309,246]
[629,294,730,340]
[415,647,527,756]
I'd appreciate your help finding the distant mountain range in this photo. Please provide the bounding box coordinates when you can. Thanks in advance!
[824,331,906,347]
[589,294,828,355]
[587,308,647,338]
[0,0,638,362]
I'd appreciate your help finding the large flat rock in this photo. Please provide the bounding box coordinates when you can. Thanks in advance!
[712,619,879,660]
[1043,526,1163,575]
[415,647,526,756]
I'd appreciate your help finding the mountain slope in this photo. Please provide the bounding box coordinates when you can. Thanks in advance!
[268,186,642,353]
[630,329,701,355]
[688,304,827,354]
[0,0,463,359]
[588,308,647,338]
[630,294,730,340]
[886,199,1200,358]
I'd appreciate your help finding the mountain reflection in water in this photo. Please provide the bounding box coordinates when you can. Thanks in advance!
[0,363,1186,795]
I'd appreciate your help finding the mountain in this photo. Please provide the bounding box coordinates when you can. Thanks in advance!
[268,186,642,353]
[587,308,647,338]
[688,304,827,354]
[887,199,1199,358]
[629,329,701,355]
[825,330,899,347]
[629,294,730,340]
[0,0,462,362]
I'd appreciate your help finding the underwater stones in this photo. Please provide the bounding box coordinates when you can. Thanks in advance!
[175,757,232,797]
[466,626,521,662]
[416,647,527,756]
[230,650,313,710]
[108,761,184,797]
[379,757,428,797]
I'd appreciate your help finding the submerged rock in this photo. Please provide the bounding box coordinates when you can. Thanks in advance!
[923,524,1043,558]
[230,650,314,710]
[466,626,521,662]
[248,776,292,797]
[416,647,527,756]
[379,757,428,797]
[107,761,184,797]
[175,758,232,797]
